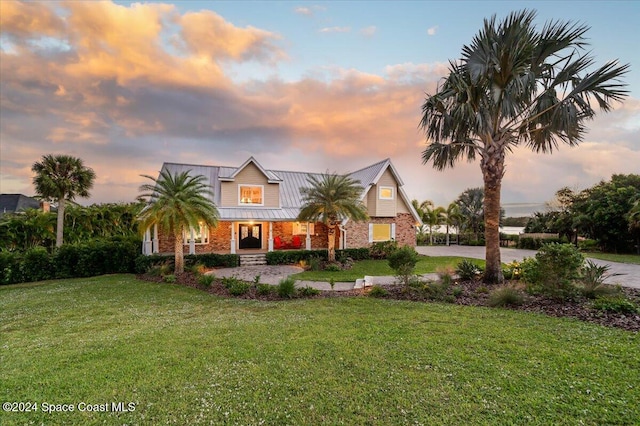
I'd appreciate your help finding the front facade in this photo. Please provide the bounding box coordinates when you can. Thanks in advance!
[142,157,422,255]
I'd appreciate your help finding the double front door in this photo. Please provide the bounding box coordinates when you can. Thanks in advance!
[239,224,262,249]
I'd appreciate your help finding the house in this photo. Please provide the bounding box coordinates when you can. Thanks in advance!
[142,157,422,255]
[0,194,49,217]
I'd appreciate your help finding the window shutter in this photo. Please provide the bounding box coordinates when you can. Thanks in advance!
[368,223,373,243]
[391,223,396,240]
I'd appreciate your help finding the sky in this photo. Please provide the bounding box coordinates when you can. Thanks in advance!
[1,0,638,213]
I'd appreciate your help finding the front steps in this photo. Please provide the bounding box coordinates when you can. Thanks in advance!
[240,253,267,266]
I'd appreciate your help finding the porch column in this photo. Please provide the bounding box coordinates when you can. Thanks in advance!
[268,222,274,252]
[189,227,195,255]
[143,228,152,255]
[305,223,311,250]
[152,224,159,253]
[230,222,236,254]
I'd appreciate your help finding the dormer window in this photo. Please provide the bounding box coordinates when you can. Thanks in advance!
[379,186,394,200]
[239,185,264,206]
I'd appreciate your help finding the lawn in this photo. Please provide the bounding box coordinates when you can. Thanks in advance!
[292,256,485,281]
[584,252,640,265]
[1,275,639,425]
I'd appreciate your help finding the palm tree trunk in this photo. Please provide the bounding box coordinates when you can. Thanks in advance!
[56,198,65,247]
[174,226,184,274]
[446,224,450,246]
[327,224,336,262]
[482,150,505,284]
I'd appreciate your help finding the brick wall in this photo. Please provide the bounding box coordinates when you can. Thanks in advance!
[344,213,416,248]
[157,222,231,254]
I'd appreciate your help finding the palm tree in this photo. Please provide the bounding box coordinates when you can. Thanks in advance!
[32,154,96,247]
[138,169,219,274]
[420,10,628,283]
[455,188,484,242]
[442,202,462,246]
[297,173,368,262]
[425,205,445,245]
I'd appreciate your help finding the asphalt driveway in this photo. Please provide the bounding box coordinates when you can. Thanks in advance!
[416,246,640,289]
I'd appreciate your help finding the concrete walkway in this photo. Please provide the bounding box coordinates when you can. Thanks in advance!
[208,246,639,291]
[416,246,640,289]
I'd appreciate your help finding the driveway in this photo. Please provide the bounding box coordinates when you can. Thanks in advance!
[416,246,640,289]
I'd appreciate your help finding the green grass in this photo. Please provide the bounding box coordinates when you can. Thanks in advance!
[1,275,639,425]
[293,256,485,281]
[584,252,640,265]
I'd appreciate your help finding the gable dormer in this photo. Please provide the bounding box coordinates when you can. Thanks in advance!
[219,157,281,207]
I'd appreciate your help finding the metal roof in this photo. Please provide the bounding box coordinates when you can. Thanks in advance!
[157,158,422,224]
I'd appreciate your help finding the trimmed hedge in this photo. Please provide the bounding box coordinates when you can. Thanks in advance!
[0,237,141,285]
[336,248,370,261]
[266,248,372,265]
[134,252,240,273]
[517,237,565,250]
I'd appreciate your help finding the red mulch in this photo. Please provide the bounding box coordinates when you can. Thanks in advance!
[137,273,640,332]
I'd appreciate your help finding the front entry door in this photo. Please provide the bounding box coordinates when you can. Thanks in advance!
[239,224,262,249]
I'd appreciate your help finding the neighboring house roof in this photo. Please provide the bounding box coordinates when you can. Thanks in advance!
[159,158,422,224]
[0,194,41,216]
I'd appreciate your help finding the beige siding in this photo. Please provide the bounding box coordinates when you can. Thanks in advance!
[397,195,410,213]
[219,162,280,207]
[366,187,377,216]
[373,168,397,217]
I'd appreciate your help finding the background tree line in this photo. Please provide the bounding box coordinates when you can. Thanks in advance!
[525,174,640,253]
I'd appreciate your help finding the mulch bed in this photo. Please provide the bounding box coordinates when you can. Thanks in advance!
[137,272,640,332]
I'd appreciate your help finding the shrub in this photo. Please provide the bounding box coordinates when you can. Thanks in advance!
[368,285,388,298]
[592,296,638,314]
[277,277,297,299]
[436,265,455,286]
[0,251,22,285]
[517,237,563,250]
[198,274,215,288]
[256,283,273,296]
[503,260,522,281]
[228,281,251,296]
[324,262,341,272]
[451,286,463,298]
[189,263,207,275]
[298,286,320,297]
[526,243,583,300]
[488,286,524,307]
[578,239,600,252]
[221,276,243,289]
[308,256,322,271]
[580,260,621,299]
[369,240,398,259]
[456,259,481,281]
[388,246,419,287]
[20,247,54,283]
[163,274,176,283]
[421,280,449,301]
[266,250,328,265]
[336,248,370,261]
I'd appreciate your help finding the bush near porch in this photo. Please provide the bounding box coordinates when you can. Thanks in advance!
[134,253,240,273]
[266,248,370,265]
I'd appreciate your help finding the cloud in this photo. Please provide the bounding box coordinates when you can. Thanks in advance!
[360,26,377,37]
[294,7,312,16]
[319,26,351,34]
[427,25,438,36]
[1,0,637,209]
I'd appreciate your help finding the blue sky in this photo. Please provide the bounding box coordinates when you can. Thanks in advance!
[1,1,639,211]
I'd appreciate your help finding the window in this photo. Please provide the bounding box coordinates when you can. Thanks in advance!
[379,186,394,200]
[369,223,396,242]
[293,222,315,235]
[239,185,264,205]
[184,223,209,244]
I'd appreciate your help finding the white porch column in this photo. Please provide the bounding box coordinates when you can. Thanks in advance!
[189,228,196,255]
[268,222,274,252]
[143,228,152,255]
[152,224,159,253]
[230,222,236,254]
[305,223,311,250]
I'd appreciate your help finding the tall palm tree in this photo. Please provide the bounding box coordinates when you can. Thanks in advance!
[138,170,219,274]
[32,154,96,247]
[424,205,445,245]
[298,173,368,262]
[420,10,628,283]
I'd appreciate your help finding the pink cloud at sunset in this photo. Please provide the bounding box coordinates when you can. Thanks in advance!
[1,1,638,210]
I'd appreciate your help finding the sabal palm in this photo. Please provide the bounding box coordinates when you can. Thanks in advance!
[297,174,368,262]
[32,154,96,247]
[455,187,484,241]
[138,170,219,274]
[443,202,462,246]
[420,10,628,283]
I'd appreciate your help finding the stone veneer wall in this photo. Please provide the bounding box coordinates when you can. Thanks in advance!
[344,213,416,248]
[157,222,231,254]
